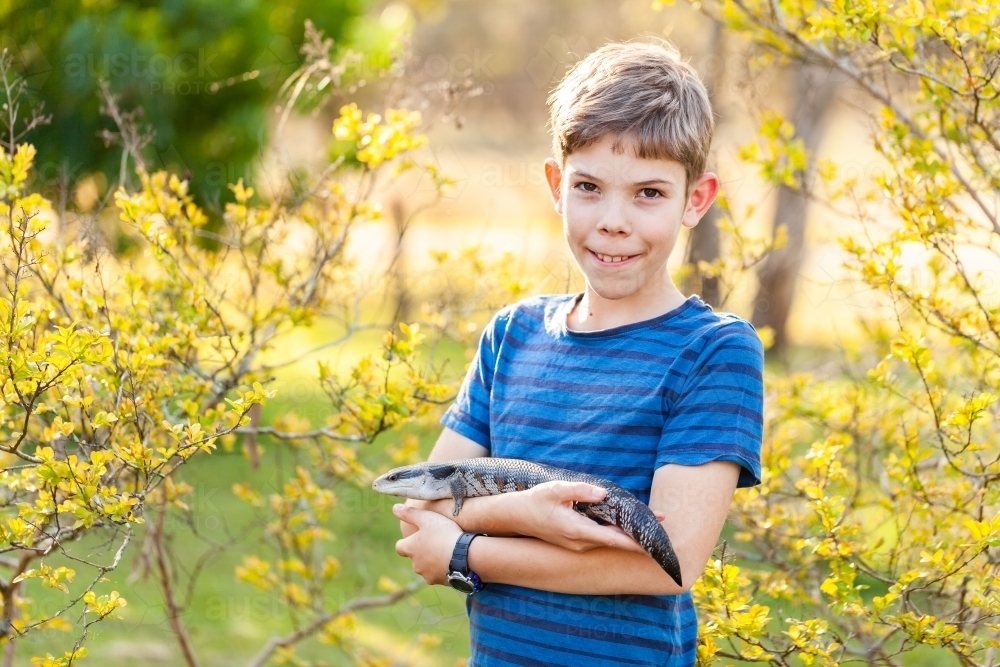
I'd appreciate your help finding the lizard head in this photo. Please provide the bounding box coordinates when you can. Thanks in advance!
[371,462,456,500]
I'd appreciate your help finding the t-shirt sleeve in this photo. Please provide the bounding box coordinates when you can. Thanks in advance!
[439,307,512,453]
[655,319,764,488]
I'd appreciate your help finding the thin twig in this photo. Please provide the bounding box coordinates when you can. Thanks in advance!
[246,579,424,667]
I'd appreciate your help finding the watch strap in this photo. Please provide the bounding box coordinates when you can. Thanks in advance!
[449,531,483,575]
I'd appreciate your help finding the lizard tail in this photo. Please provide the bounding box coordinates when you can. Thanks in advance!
[630,503,683,587]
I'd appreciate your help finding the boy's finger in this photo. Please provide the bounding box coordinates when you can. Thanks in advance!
[575,520,645,554]
[393,503,421,525]
[602,528,645,554]
[606,526,646,553]
[546,481,606,502]
[395,505,456,532]
[395,537,410,557]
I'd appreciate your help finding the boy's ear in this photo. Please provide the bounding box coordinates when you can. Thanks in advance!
[682,172,721,229]
[544,158,563,215]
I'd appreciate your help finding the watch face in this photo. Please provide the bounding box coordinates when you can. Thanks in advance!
[447,573,476,594]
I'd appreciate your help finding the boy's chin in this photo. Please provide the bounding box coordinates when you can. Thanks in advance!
[585,276,651,301]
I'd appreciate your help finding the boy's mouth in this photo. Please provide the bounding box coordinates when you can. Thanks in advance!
[589,250,639,266]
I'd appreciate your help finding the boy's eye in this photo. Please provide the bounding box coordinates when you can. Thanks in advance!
[574,182,599,193]
[639,188,662,199]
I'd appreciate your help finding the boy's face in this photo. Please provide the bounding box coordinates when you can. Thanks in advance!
[544,134,718,302]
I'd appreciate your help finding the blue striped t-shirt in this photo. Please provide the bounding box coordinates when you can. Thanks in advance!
[440,292,764,667]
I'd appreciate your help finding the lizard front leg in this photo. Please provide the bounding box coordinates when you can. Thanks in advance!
[448,474,467,516]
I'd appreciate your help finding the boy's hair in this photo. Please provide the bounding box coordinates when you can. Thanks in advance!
[546,38,714,195]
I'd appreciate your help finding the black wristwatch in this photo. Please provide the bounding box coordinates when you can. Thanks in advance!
[446,532,485,594]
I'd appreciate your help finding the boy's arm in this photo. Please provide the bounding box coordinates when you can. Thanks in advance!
[398,427,490,533]
[401,427,666,550]
[394,460,740,595]
[400,428,540,538]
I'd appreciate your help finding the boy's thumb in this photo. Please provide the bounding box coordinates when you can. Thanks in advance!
[574,483,605,501]
[394,504,434,525]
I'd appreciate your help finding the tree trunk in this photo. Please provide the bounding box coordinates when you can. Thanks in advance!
[389,196,411,323]
[751,65,838,358]
[684,21,725,308]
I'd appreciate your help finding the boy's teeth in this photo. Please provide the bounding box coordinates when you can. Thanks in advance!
[596,253,630,263]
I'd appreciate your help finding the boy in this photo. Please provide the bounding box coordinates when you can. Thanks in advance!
[393,38,764,666]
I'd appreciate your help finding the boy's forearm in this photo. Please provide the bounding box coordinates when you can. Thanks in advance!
[467,535,683,596]
[405,496,525,537]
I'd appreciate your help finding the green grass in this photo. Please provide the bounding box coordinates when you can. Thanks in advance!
[16,427,470,666]
[12,326,474,666]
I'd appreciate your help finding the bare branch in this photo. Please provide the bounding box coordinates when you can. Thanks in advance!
[246,579,424,667]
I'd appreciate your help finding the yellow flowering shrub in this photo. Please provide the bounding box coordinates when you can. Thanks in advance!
[0,90,515,663]
[675,0,1000,664]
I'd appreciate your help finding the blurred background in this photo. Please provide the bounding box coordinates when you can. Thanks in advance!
[1,0,924,665]
[5,0,887,362]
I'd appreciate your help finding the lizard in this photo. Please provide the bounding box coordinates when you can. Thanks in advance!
[372,457,682,587]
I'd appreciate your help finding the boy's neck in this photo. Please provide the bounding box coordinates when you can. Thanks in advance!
[567,280,691,332]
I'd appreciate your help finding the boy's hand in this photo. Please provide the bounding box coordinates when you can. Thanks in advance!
[397,490,667,550]
[512,481,660,555]
[398,498,437,538]
[393,504,463,586]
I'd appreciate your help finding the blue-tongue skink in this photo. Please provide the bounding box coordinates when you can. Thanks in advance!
[372,457,682,586]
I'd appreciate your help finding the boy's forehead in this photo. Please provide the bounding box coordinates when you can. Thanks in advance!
[564,140,686,186]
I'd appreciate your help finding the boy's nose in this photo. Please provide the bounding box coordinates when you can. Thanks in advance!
[597,216,630,235]
[596,196,632,234]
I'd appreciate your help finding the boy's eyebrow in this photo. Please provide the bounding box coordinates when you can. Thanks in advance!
[570,170,677,188]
